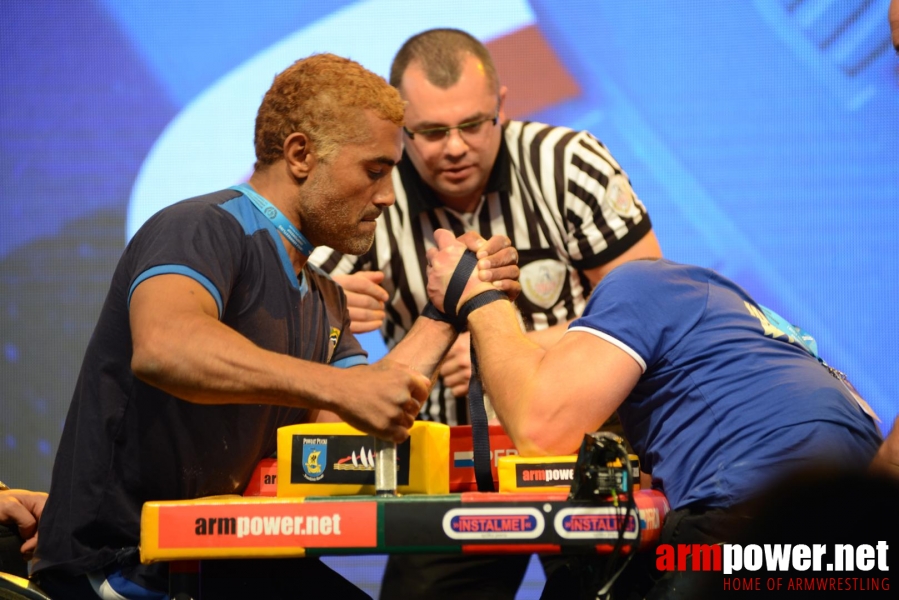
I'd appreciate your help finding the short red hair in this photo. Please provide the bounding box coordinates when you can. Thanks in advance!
[254,53,405,166]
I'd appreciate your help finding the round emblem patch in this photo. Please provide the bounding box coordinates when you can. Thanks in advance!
[605,174,638,218]
[520,259,567,309]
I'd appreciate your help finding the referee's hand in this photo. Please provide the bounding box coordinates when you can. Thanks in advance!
[458,231,521,301]
[439,332,472,398]
[332,271,389,333]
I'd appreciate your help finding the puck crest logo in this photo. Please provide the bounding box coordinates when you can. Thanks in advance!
[605,174,638,218]
[302,439,327,481]
[520,259,566,309]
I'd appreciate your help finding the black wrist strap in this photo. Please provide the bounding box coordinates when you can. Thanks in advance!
[420,301,456,327]
[420,250,491,333]
[458,290,508,322]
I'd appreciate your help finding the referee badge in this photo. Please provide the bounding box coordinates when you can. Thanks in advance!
[605,174,638,218]
[520,259,566,309]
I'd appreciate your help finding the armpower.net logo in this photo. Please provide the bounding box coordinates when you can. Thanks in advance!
[156,502,377,550]
[657,542,890,592]
[192,513,342,538]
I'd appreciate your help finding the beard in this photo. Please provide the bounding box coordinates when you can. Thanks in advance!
[317,218,376,256]
[298,180,378,256]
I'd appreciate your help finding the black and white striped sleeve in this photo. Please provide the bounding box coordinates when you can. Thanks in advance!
[308,244,367,277]
[563,131,652,271]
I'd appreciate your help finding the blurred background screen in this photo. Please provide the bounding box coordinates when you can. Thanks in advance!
[1,1,897,595]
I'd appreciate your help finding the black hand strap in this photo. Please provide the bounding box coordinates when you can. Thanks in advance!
[468,340,493,492]
[458,290,508,493]
[443,250,479,320]
[419,249,485,333]
[422,249,510,493]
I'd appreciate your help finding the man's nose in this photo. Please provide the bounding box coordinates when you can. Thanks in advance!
[443,128,469,157]
[374,179,396,207]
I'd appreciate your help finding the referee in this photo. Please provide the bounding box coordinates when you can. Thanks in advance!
[309,28,663,600]
[311,28,662,426]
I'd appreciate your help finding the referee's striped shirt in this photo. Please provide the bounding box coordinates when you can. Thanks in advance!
[309,120,653,426]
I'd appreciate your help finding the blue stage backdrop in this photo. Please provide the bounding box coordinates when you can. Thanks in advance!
[1,2,897,594]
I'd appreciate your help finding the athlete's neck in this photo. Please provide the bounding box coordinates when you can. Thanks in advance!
[246,172,309,274]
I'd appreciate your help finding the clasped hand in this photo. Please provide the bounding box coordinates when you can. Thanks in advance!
[335,231,519,333]
[426,229,519,315]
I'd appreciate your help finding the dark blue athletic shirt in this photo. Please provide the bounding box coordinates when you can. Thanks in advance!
[570,259,882,510]
[34,189,365,586]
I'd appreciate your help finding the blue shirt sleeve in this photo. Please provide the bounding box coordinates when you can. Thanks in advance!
[568,260,709,372]
[124,200,244,318]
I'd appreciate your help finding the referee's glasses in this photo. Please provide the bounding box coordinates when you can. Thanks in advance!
[403,111,499,144]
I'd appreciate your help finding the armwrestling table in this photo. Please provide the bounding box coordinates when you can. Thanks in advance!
[140,489,668,598]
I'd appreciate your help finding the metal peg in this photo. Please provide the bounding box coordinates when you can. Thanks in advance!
[374,438,397,496]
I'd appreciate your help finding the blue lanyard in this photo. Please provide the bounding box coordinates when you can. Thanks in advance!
[759,305,818,358]
[231,183,315,257]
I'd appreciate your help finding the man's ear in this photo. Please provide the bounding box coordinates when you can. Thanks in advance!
[284,132,315,181]
[497,85,509,125]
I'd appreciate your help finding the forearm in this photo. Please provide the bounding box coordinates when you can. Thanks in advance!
[132,309,341,411]
[466,301,560,454]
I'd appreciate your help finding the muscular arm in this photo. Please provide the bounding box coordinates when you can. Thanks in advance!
[467,301,641,455]
[366,232,518,385]
[427,229,640,454]
[316,231,516,421]
[130,274,428,442]
[386,316,457,385]
[130,274,309,404]
[327,232,520,335]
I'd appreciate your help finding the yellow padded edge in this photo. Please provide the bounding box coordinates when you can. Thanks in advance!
[277,421,449,497]
[497,454,577,493]
[0,571,32,590]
